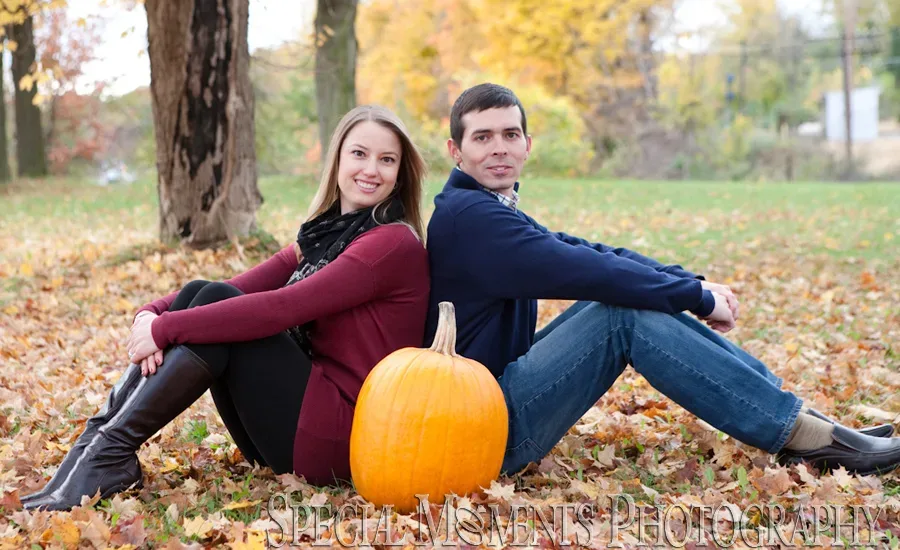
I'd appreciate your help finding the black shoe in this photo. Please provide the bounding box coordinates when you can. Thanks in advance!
[806,408,894,438]
[21,362,144,505]
[24,347,214,511]
[777,424,900,476]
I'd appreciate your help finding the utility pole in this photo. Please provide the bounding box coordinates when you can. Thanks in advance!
[841,0,857,180]
[739,40,748,112]
[786,30,800,182]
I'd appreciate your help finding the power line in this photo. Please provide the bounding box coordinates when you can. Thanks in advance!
[672,31,890,58]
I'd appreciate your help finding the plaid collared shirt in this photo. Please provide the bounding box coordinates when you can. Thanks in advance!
[483,187,520,210]
[455,168,519,210]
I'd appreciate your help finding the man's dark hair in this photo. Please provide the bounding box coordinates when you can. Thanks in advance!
[450,83,527,146]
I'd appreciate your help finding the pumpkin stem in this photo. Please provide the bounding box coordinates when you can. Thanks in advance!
[429,301,458,356]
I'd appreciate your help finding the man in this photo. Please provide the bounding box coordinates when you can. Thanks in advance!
[425,83,899,477]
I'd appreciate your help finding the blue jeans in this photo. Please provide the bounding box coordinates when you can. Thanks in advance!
[498,301,803,474]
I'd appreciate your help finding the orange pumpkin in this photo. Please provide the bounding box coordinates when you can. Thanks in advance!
[349,302,509,513]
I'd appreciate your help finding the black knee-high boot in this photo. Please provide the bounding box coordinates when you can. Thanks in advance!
[24,346,214,511]
[21,362,144,505]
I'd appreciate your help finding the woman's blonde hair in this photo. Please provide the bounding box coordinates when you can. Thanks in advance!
[306,105,427,240]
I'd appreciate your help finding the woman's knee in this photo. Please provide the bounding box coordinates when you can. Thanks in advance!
[181,279,213,296]
[167,280,214,311]
[188,281,243,307]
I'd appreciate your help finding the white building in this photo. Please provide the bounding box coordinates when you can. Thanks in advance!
[824,86,881,142]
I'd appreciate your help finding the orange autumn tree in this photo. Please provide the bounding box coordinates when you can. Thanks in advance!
[38,9,107,173]
[0,0,67,179]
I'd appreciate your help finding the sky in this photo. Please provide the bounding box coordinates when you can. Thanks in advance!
[671,0,830,52]
[70,0,831,97]
[70,0,315,96]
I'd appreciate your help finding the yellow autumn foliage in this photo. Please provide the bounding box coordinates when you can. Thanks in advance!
[357,0,664,175]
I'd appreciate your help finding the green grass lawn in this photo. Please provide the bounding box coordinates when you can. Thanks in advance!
[3,175,897,264]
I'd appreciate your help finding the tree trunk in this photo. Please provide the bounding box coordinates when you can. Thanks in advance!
[635,10,658,102]
[10,15,47,178]
[892,27,900,122]
[0,35,11,183]
[314,0,358,151]
[44,94,56,153]
[145,0,261,249]
[841,0,856,180]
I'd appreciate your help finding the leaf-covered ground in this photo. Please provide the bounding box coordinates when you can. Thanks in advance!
[1,177,898,548]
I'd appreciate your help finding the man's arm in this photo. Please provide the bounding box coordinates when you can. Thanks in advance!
[521,212,702,279]
[450,201,715,316]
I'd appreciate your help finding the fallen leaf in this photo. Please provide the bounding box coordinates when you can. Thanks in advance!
[0,491,21,510]
[183,515,213,539]
[482,480,516,501]
[593,444,616,468]
[110,516,147,547]
[231,529,267,550]
[109,494,142,520]
[40,516,80,547]
[221,499,261,511]
[849,404,897,423]
[753,467,795,495]
[77,512,111,549]
[566,479,601,499]
[795,463,818,486]
[675,458,700,483]
[831,466,854,489]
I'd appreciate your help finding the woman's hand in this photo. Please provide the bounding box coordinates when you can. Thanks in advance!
[133,310,156,324]
[127,314,163,375]
[138,350,164,376]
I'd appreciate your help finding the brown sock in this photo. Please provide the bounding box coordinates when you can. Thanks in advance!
[783,412,835,451]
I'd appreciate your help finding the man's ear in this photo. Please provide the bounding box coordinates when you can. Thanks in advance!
[524,134,533,160]
[447,138,461,165]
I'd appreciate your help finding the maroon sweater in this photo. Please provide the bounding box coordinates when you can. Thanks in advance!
[136,224,429,484]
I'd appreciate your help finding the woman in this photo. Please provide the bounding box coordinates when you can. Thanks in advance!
[22,105,430,511]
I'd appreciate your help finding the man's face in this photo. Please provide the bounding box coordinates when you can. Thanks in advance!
[448,106,532,197]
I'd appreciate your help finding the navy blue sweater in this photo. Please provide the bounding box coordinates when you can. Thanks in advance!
[424,168,716,378]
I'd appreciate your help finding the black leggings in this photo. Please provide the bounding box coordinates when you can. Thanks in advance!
[168,280,311,474]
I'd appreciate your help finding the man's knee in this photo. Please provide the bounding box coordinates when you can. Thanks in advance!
[581,301,638,329]
[626,307,684,337]
[583,302,679,333]
[188,281,243,307]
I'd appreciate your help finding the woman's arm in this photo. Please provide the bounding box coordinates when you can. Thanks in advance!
[134,244,298,319]
[223,244,298,293]
[134,291,179,319]
[148,225,420,349]
[150,250,377,348]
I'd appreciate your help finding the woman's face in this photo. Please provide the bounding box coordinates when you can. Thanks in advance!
[337,121,402,214]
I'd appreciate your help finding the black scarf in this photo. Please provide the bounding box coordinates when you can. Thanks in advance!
[283,197,405,354]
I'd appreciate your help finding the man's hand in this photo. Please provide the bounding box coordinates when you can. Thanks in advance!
[701,281,739,321]
[703,292,736,333]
